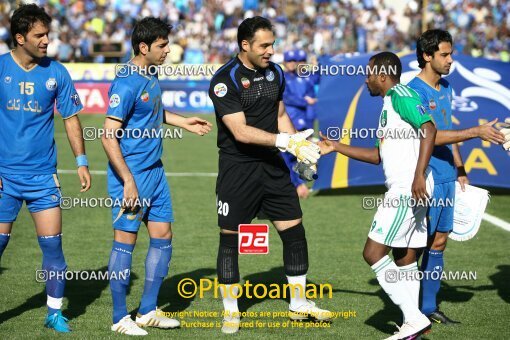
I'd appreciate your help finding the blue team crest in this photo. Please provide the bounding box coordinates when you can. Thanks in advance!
[266,70,275,81]
[46,78,57,91]
[4,76,11,84]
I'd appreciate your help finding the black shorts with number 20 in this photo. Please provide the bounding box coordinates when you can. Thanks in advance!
[216,155,303,231]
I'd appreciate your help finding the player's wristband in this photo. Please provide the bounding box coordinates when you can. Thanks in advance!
[76,155,88,167]
[275,133,290,151]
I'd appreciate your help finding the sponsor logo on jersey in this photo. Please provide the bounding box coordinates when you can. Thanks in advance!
[266,70,275,81]
[141,90,150,102]
[4,76,11,84]
[417,105,427,115]
[241,77,250,88]
[214,83,227,97]
[429,99,437,110]
[46,78,57,91]
[380,110,387,127]
[253,76,264,81]
[109,94,121,108]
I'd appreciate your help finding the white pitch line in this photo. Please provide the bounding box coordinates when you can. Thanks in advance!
[483,213,510,232]
[57,169,217,177]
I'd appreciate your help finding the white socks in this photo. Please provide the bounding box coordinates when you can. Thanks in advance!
[287,274,307,310]
[398,261,420,322]
[47,295,63,310]
[371,256,422,322]
[220,284,239,317]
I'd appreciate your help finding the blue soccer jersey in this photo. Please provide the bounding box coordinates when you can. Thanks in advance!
[407,77,456,184]
[105,68,163,174]
[0,52,83,174]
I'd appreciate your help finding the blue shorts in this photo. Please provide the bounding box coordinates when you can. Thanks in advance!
[107,164,174,232]
[0,173,62,223]
[427,181,455,236]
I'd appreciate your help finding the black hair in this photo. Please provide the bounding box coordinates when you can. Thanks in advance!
[11,4,51,46]
[369,51,402,82]
[416,29,453,68]
[237,16,273,51]
[132,17,172,55]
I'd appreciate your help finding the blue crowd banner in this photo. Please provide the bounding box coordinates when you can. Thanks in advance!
[314,53,510,190]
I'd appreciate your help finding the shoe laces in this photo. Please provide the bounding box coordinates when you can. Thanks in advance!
[121,316,140,330]
[47,311,68,326]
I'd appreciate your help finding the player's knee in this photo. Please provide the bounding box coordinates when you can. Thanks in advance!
[38,233,66,264]
[217,233,240,284]
[278,222,308,276]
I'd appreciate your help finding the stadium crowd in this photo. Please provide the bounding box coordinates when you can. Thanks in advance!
[0,0,508,63]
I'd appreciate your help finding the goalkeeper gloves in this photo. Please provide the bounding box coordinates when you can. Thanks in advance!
[276,129,320,164]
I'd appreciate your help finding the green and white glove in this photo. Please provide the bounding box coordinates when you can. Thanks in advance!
[276,129,320,164]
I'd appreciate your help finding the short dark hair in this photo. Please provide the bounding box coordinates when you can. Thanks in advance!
[131,17,172,55]
[416,29,453,68]
[11,4,51,46]
[369,51,402,82]
[237,16,273,50]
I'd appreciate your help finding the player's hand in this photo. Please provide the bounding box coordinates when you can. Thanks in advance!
[475,118,506,144]
[123,177,139,210]
[183,117,212,136]
[276,129,320,164]
[457,175,469,192]
[304,96,317,105]
[411,173,429,202]
[77,166,91,192]
[318,131,337,155]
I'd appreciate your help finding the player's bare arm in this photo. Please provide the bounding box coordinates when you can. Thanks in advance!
[412,121,436,200]
[222,111,278,146]
[277,101,297,134]
[452,143,469,191]
[318,132,381,164]
[163,110,212,136]
[63,115,91,192]
[435,118,505,146]
[101,117,138,208]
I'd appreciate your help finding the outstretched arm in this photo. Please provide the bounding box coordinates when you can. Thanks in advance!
[164,110,212,136]
[318,132,380,165]
[435,118,505,145]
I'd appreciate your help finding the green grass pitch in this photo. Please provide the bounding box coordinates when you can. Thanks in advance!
[0,114,509,339]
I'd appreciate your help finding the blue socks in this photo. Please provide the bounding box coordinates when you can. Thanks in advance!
[0,233,10,259]
[38,234,67,315]
[138,238,172,315]
[420,249,444,316]
[109,241,135,324]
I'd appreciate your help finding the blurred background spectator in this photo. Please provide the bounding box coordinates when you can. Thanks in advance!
[0,0,508,63]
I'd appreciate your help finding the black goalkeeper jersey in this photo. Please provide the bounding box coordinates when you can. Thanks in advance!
[208,56,286,162]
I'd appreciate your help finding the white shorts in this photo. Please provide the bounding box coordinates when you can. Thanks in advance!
[368,192,428,248]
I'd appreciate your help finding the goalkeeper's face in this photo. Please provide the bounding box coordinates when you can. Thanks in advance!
[245,29,275,68]
[430,42,453,75]
[18,21,49,59]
